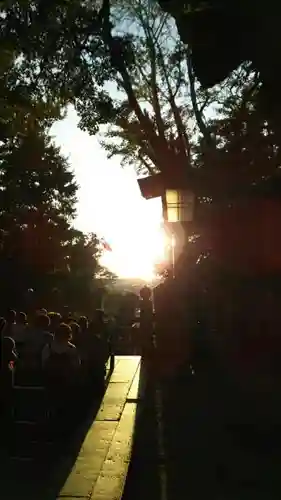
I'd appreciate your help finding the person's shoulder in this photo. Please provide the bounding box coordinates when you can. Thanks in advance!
[68,342,80,363]
[68,342,78,354]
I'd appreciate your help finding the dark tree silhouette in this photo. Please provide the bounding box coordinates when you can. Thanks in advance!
[0,122,114,311]
[157,0,281,127]
[157,1,281,88]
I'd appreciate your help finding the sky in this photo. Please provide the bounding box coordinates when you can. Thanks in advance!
[50,106,165,280]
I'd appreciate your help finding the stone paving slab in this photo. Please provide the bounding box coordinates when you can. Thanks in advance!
[58,421,118,498]
[56,356,141,500]
[127,365,141,402]
[107,358,140,384]
[122,380,161,500]
[91,403,137,500]
[95,357,140,421]
[95,383,131,421]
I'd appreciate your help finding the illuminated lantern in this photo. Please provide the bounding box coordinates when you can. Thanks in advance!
[165,189,195,223]
[138,174,195,277]
[137,174,195,222]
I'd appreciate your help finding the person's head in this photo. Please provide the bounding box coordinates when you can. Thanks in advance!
[55,323,72,344]
[79,316,88,331]
[0,317,6,335]
[91,310,105,331]
[62,312,75,324]
[70,322,81,341]
[2,336,16,358]
[17,311,27,325]
[49,312,62,329]
[140,286,152,301]
[34,313,50,331]
[6,309,16,324]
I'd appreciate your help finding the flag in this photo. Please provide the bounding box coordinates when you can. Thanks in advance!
[101,238,112,252]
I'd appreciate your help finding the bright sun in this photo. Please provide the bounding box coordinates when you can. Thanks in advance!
[99,223,167,281]
[51,106,169,282]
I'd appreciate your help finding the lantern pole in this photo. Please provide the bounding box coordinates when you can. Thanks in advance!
[171,233,176,279]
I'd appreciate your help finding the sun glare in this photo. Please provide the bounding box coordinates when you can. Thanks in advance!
[100,223,167,282]
[50,107,168,281]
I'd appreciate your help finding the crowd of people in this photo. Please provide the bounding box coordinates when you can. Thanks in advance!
[0,308,113,436]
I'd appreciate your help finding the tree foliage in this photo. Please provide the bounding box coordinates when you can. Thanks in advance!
[1,0,208,180]
[0,0,110,99]
[2,0,281,253]
[96,0,271,205]
[95,0,225,184]
[98,0,189,175]
[0,0,120,312]
[1,0,212,181]
[156,1,281,87]
[156,0,281,128]
[0,120,115,312]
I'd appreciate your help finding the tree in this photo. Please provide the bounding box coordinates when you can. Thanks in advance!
[0,0,210,183]
[0,0,213,174]
[197,86,281,199]
[99,0,192,176]
[0,0,118,312]
[93,0,224,189]
[97,0,267,202]
[2,0,280,146]
[156,0,281,127]
[0,0,113,124]
[4,1,279,212]
[58,231,116,314]
[0,121,115,311]
[184,76,281,266]
[0,122,77,306]
[156,1,281,88]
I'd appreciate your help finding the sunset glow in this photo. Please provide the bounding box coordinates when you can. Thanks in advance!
[51,107,166,281]
[99,223,167,281]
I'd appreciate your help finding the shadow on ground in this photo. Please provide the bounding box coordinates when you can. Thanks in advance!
[161,367,281,500]
[0,370,113,500]
[123,360,281,500]
[122,360,162,500]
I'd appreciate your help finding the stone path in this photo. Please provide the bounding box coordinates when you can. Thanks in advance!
[0,356,140,500]
[53,355,141,500]
[122,369,161,500]
[3,355,281,500]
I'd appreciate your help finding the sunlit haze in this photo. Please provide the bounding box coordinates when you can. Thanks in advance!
[51,107,164,281]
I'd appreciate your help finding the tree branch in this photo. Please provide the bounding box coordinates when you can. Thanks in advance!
[146,27,166,141]
[100,0,175,174]
[156,41,191,165]
[186,46,214,147]
[116,116,159,167]
[128,3,167,142]
[138,152,157,175]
